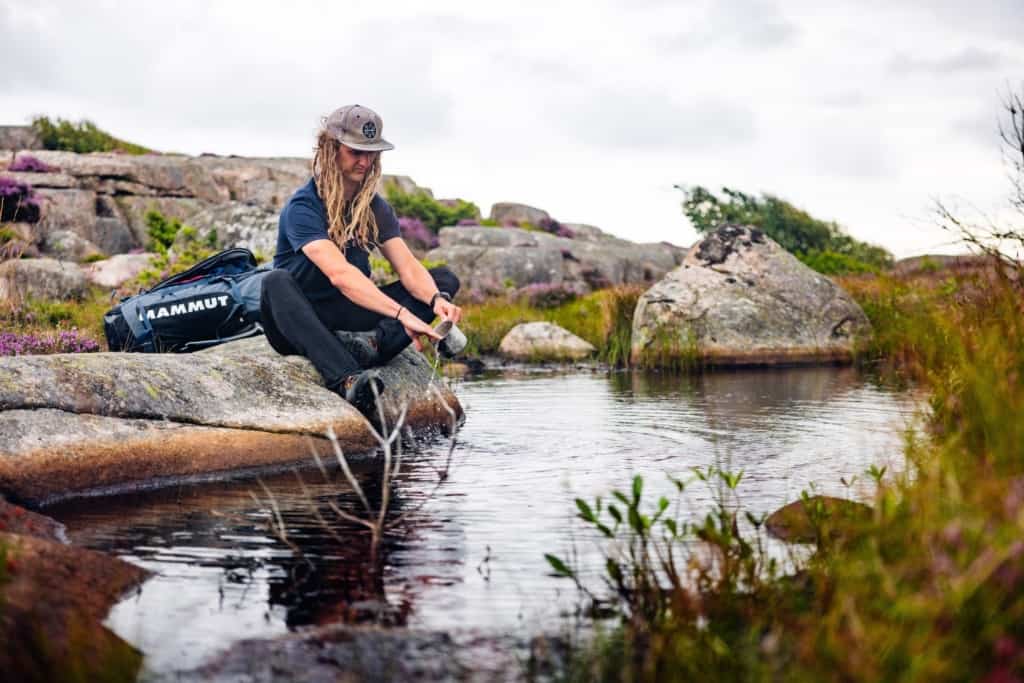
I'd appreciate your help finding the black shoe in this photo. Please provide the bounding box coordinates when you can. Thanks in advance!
[339,370,385,417]
[335,331,380,369]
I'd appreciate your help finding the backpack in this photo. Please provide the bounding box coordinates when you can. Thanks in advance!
[103,248,270,353]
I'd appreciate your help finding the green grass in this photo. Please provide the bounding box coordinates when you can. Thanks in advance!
[460,286,644,364]
[0,291,111,349]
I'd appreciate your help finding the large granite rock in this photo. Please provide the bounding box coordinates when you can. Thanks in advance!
[0,336,461,504]
[498,322,596,361]
[113,195,205,246]
[426,226,684,294]
[428,228,684,294]
[1,169,80,189]
[489,202,550,225]
[41,229,104,262]
[0,258,89,302]
[21,151,227,202]
[631,224,871,366]
[0,528,147,681]
[34,187,97,241]
[176,202,280,257]
[85,252,158,288]
[193,156,309,210]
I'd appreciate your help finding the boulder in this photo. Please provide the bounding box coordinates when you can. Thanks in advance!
[85,252,157,288]
[489,202,550,226]
[23,151,228,202]
[177,202,279,257]
[0,530,147,681]
[34,187,98,242]
[194,156,309,209]
[0,335,461,504]
[41,229,104,262]
[113,195,205,246]
[380,174,432,198]
[498,322,596,361]
[631,224,871,366]
[0,258,89,302]
[2,169,80,189]
[0,126,42,150]
[427,226,684,294]
[766,495,872,544]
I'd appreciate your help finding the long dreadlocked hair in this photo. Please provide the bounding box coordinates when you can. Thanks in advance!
[312,128,382,249]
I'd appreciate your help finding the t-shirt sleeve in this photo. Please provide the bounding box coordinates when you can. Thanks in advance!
[283,199,329,252]
[372,195,401,244]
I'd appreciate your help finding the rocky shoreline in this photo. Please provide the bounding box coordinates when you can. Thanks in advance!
[0,335,460,505]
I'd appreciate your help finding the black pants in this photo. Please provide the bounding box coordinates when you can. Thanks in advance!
[259,266,460,390]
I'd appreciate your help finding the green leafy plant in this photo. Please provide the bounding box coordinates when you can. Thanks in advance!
[31,115,153,155]
[383,187,480,233]
[144,209,184,253]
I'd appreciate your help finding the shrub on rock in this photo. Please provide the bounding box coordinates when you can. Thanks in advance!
[0,177,41,223]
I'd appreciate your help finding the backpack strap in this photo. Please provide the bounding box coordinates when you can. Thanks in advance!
[120,299,155,352]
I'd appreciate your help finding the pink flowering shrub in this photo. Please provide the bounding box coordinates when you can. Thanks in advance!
[0,329,100,356]
[516,282,583,309]
[398,216,439,250]
[0,177,41,223]
[9,155,53,173]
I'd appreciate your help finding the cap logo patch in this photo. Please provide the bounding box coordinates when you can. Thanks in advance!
[361,121,377,139]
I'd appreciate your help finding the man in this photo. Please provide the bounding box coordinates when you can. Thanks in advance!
[260,104,462,414]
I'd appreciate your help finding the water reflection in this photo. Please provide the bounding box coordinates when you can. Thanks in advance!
[47,367,920,674]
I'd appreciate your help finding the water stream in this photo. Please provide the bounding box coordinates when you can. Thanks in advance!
[47,366,921,675]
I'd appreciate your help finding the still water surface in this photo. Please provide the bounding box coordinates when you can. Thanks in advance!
[49,367,921,674]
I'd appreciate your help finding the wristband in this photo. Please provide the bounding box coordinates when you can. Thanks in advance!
[429,291,452,309]
[395,306,404,320]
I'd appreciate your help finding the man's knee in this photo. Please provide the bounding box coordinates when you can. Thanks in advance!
[429,266,460,297]
[262,269,296,299]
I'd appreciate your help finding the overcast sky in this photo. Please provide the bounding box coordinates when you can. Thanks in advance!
[2,0,1022,257]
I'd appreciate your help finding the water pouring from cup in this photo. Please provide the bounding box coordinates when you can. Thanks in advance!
[433,319,467,358]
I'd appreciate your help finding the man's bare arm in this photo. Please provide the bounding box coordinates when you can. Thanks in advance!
[301,239,441,339]
[379,237,462,323]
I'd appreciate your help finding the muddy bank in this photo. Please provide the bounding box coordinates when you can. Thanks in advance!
[0,498,148,683]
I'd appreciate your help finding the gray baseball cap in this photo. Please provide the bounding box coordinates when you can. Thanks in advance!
[324,104,394,152]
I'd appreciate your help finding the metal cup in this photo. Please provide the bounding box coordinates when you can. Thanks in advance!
[433,319,467,358]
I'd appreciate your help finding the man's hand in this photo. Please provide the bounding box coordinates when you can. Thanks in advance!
[399,309,443,352]
[433,297,462,324]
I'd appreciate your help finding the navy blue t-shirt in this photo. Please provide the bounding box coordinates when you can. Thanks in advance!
[273,178,401,303]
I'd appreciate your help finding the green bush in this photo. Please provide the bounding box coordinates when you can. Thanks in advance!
[31,116,153,155]
[678,185,893,271]
[797,249,879,275]
[144,209,184,253]
[383,187,480,233]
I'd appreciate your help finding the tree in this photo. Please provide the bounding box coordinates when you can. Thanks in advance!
[935,85,1024,270]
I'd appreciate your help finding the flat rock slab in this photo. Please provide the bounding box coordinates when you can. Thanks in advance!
[0,336,460,504]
